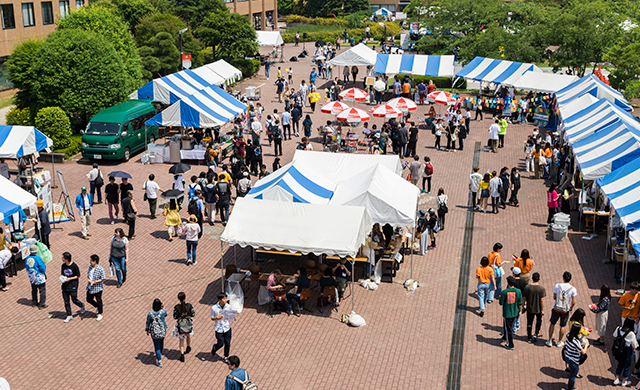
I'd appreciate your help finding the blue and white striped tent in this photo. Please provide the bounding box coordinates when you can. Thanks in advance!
[597,155,640,227]
[145,100,221,128]
[130,68,210,102]
[556,74,632,112]
[0,125,53,159]
[564,99,640,144]
[455,57,542,85]
[246,162,335,204]
[0,175,36,218]
[573,121,640,180]
[374,54,455,77]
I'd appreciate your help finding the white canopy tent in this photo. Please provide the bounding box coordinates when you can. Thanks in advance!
[200,60,242,85]
[329,164,419,227]
[506,71,579,93]
[256,31,284,46]
[327,43,377,67]
[190,66,226,87]
[292,150,402,184]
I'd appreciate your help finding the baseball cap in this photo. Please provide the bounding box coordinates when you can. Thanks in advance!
[511,267,521,275]
[36,200,44,207]
[81,186,87,191]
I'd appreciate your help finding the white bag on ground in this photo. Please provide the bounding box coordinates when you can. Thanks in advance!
[360,278,378,291]
[257,285,270,306]
[404,279,419,291]
[225,281,244,313]
[372,260,382,284]
[349,311,366,327]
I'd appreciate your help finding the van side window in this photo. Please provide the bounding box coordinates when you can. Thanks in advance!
[122,122,130,134]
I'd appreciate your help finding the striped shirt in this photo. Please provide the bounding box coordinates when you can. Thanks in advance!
[564,337,582,364]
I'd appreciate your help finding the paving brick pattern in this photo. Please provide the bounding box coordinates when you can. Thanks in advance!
[0,43,622,389]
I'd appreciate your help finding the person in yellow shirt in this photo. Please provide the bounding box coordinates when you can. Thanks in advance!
[476,256,495,317]
[217,168,232,184]
[619,282,640,325]
[514,249,534,284]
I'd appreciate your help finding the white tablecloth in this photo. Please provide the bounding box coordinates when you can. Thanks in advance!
[180,150,206,160]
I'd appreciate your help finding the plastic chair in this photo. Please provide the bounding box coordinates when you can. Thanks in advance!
[295,288,312,316]
[318,285,337,313]
[268,289,287,317]
[248,265,261,283]
[225,264,238,279]
[305,259,317,276]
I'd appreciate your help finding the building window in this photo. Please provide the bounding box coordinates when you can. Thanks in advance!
[22,3,35,27]
[0,4,15,29]
[59,0,68,17]
[75,0,82,8]
[41,1,53,24]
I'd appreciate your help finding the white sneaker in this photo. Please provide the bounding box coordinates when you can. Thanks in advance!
[111,221,115,225]
[80,303,85,314]
[614,378,620,385]
[556,341,564,348]
[64,316,73,323]
[96,314,103,321]
[545,340,554,347]
[622,380,632,387]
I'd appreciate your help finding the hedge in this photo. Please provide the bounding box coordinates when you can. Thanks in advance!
[229,59,261,78]
[282,22,400,44]
[285,15,348,27]
[6,107,33,126]
[53,134,81,159]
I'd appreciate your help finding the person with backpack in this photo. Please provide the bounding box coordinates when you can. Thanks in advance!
[546,271,577,348]
[416,210,429,255]
[436,188,448,230]
[203,178,217,225]
[427,208,439,250]
[145,298,167,367]
[613,317,637,387]
[500,276,522,350]
[215,175,232,226]
[225,356,255,390]
[172,292,195,363]
[86,163,103,204]
[272,120,283,156]
[187,190,204,239]
[422,157,433,194]
[565,322,589,390]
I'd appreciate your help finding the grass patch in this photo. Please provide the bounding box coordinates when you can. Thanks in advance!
[0,95,15,109]
[53,134,82,159]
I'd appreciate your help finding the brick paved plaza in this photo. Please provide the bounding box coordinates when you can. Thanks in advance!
[0,43,631,389]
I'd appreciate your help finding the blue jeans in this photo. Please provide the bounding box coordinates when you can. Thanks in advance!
[286,292,301,312]
[186,240,198,263]
[89,181,102,203]
[152,337,164,362]
[477,282,491,311]
[513,316,520,333]
[616,346,634,378]
[218,201,230,224]
[110,256,126,284]
[489,275,502,302]
[567,360,579,390]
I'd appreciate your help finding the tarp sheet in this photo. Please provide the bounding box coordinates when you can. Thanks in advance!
[556,74,632,112]
[292,150,402,184]
[506,71,579,93]
[0,126,53,159]
[374,54,455,77]
[455,57,542,85]
[220,198,371,258]
[0,175,37,217]
[327,43,377,67]
[256,31,284,46]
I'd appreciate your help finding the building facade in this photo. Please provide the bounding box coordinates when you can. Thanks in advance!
[225,0,277,31]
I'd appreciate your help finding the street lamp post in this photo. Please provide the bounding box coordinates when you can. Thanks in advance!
[179,27,188,70]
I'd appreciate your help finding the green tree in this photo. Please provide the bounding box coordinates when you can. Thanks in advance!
[57,6,143,92]
[174,0,226,30]
[605,28,640,90]
[89,0,158,30]
[197,10,258,61]
[139,32,181,79]
[35,107,73,149]
[30,29,130,128]
[5,39,42,114]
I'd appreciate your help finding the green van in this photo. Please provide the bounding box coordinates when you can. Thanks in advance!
[81,100,160,161]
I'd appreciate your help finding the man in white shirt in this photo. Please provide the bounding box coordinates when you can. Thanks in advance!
[489,119,500,153]
[468,166,483,210]
[281,110,292,140]
[546,271,577,348]
[489,171,502,214]
[86,163,103,204]
[75,187,92,239]
[0,158,9,179]
[143,174,163,219]
[211,293,235,363]
[250,118,262,146]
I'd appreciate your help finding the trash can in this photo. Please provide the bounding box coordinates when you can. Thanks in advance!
[553,213,571,228]
[552,224,568,241]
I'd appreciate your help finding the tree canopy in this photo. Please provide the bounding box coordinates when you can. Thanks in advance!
[197,10,258,61]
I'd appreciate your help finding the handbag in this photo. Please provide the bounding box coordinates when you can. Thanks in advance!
[438,198,449,214]
[492,265,504,277]
[127,212,136,220]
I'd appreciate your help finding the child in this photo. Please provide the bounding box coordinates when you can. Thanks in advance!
[590,285,610,346]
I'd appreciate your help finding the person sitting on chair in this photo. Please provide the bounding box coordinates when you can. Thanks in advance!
[285,267,310,315]
[332,258,352,299]
[266,269,284,299]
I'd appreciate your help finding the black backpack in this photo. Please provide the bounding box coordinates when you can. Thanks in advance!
[187,198,199,216]
[612,328,630,362]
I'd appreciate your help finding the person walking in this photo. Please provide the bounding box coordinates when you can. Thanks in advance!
[86,163,103,204]
[203,179,217,225]
[590,285,610,346]
[498,167,510,209]
[422,157,433,194]
[408,155,421,187]
[163,199,182,241]
[145,298,168,367]
[523,272,546,343]
[613,318,637,387]
[121,190,137,239]
[500,276,523,350]
[85,254,105,321]
[172,291,195,363]
[509,167,521,207]
[119,178,133,214]
[25,245,47,308]
[351,66,359,86]
[211,293,234,363]
[187,190,204,239]
[272,120,283,156]
[489,120,500,153]
[546,271,577,348]
[105,176,120,224]
[478,173,491,213]
[476,256,495,317]
[488,243,509,302]
[225,356,251,390]
[435,188,449,230]
[35,199,51,248]
[110,228,129,288]
[143,174,163,219]
[183,215,201,265]
[60,252,85,323]
[75,186,92,240]
[469,166,482,210]
[281,109,292,140]
[343,66,350,83]
[291,105,301,137]
[215,175,232,226]
[489,171,501,214]
[547,184,559,225]
[565,322,588,390]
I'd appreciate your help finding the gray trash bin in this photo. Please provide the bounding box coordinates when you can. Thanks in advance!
[552,224,568,241]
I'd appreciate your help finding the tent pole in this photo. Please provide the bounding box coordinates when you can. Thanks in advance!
[234,245,237,266]
[351,258,355,313]
[221,241,225,293]
[51,155,57,189]
[410,224,414,280]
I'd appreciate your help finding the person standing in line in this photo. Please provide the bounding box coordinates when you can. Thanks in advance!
[35,199,51,248]
[434,119,443,150]
[489,120,500,153]
[436,188,448,231]
[509,167,521,207]
[497,116,507,148]
[143,174,163,219]
[211,293,234,363]
[225,356,250,390]
[75,186,92,240]
[86,163,103,204]
[547,184,559,225]
[565,322,589,390]
[60,252,85,323]
[469,166,482,211]
[172,291,195,363]
[476,256,495,318]
[85,254,105,321]
[498,167,510,209]
[416,210,429,256]
[422,157,433,194]
[110,228,129,288]
[119,178,133,214]
[121,190,137,239]
[590,284,610,346]
[546,271,577,348]
[613,318,636,387]
[25,245,47,308]
[500,276,522,350]
[104,177,120,224]
[182,215,201,266]
[523,272,546,343]
[489,171,501,214]
[478,173,491,213]
[427,208,438,250]
[406,122,418,157]
[145,298,167,367]
[408,155,421,187]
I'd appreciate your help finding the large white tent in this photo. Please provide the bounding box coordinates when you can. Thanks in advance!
[220,198,371,258]
[245,162,336,203]
[506,71,579,93]
[190,66,225,87]
[327,43,377,67]
[256,31,284,46]
[292,151,402,184]
[204,60,242,85]
[329,164,420,227]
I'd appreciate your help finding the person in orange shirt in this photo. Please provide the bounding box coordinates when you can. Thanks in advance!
[402,80,411,98]
[514,249,534,284]
[488,242,510,302]
[619,282,640,327]
[476,256,495,317]
[543,142,553,179]
[532,144,543,179]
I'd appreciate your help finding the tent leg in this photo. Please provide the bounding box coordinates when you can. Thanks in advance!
[410,225,414,280]
[221,241,225,293]
[234,245,237,266]
[351,259,355,313]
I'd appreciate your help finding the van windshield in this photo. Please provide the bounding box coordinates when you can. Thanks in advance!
[85,122,121,136]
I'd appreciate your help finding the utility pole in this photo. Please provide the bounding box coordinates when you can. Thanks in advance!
[179,27,188,70]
